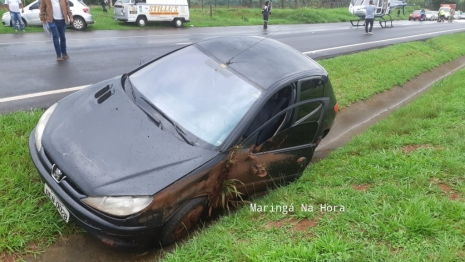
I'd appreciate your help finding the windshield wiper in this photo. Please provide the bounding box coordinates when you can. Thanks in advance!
[121,74,128,91]
[140,96,195,146]
[125,76,162,126]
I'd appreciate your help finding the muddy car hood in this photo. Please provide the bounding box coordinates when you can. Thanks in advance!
[41,80,218,196]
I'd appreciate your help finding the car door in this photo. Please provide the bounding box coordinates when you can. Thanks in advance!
[23,1,40,26]
[230,82,329,195]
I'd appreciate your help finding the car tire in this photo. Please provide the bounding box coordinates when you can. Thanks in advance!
[136,16,147,27]
[158,197,208,247]
[72,16,87,30]
[173,18,183,28]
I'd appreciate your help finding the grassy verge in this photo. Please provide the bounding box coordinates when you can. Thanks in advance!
[0,111,81,256]
[0,6,417,34]
[0,33,464,257]
[163,66,465,261]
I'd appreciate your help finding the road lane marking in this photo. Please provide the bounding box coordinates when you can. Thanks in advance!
[0,86,88,103]
[2,27,465,104]
[303,28,465,54]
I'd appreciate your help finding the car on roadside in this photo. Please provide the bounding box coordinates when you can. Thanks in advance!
[425,10,435,20]
[460,12,465,19]
[431,11,438,20]
[1,0,93,30]
[28,36,338,249]
[409,10,422,21]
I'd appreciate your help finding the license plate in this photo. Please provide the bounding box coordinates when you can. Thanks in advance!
[44,183,70,223]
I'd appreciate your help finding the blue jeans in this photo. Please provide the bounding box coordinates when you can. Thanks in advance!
[10,11,25,31]
[48,19,67,57]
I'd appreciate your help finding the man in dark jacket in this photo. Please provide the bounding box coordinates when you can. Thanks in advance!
[100,0,108,13]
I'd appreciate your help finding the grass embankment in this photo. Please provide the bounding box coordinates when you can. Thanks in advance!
[0,33,465,258]
[164,65,465,261]
[0,6,416,34]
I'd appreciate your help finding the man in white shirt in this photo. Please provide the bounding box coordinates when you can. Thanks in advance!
[5,0,25,32]
[39,0,73,61]
[364,0,376,35]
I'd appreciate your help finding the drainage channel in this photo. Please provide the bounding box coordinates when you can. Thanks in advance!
[21,57,465,262]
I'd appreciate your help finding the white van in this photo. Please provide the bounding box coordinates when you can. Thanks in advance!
[114,0,190,27]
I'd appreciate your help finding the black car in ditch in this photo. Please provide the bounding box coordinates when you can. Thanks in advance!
[29,36,338,249]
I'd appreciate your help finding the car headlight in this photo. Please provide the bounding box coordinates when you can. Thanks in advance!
[81,196,153,217]
[34,103,58,151]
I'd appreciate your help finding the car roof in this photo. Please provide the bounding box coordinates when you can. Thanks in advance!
[194,36,326,90]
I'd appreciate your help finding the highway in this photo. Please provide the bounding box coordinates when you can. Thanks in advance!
[1,20,465,113]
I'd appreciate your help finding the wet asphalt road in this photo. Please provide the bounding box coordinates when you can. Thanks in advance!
[1,20,465,113]
[2,20,465,262]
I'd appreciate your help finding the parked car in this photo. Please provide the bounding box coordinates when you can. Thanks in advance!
[431,11,439,20]
[409,10,422,21]
[425,10,435,20]
[1,0,93,30]
[28,36,338,249]
[460,11,465,19]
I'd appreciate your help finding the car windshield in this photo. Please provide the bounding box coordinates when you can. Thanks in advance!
[129,45,262,146]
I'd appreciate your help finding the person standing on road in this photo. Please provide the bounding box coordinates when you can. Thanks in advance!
[262,0,271,29]
[364,0,376,35]
[39,0,74,61]
[450,8,455,22]
[100,0,108,13]
[5,0,26,32]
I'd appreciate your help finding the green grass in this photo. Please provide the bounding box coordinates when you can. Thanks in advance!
[162,48,465,262]
[319,33,465,109]
[1,32,465,257]
[0,6,417,34]
[0,110,81,255]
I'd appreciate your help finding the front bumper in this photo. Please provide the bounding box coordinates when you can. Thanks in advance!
[28,130,160,249]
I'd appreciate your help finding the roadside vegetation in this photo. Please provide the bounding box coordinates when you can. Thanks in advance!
[0,6,417,34]
[0,32,465,259]
[163,62,465,261]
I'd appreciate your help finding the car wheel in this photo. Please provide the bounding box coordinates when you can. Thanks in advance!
[173,18,183,28]
[136,16,147,26]
[158,197,208,247]
[72,16,87,30]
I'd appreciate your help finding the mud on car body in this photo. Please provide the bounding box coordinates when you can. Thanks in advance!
[29,36,338,249]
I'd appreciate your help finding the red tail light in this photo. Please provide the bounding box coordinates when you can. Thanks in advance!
[83,7,89,13]
[334,102,339,113]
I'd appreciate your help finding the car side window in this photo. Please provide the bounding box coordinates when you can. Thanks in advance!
[30,2,39,9]
[240,86,293,146]
[68,1,74,7]
[293,78,325,125]
[257,101,325,152]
